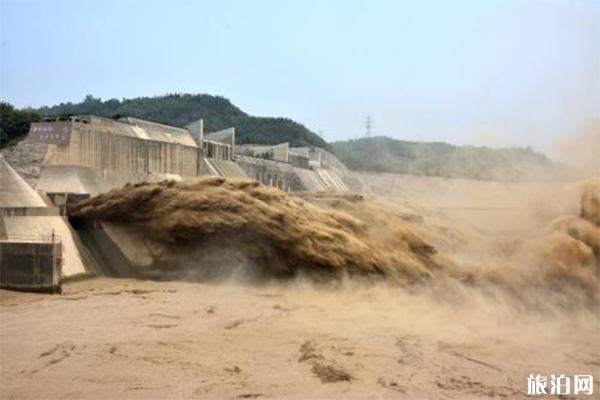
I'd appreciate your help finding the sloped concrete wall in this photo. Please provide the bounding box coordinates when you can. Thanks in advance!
[1,157,88,278]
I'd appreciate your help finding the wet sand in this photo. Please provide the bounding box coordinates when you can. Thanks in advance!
[1,277,598,399]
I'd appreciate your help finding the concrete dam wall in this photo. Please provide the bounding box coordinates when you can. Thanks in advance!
[31,118,199,187]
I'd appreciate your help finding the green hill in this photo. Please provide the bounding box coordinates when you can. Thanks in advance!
[36,94,327,148]
[332,136,567,181]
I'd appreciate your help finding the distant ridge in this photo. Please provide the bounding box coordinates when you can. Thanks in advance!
[332,136,568,181]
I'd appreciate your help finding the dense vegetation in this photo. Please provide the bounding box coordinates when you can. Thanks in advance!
[37,94,327,148]
[332,136,566,181]
[0,102,42,147]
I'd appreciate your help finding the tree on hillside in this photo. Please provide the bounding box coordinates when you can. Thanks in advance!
[0,102,41,148]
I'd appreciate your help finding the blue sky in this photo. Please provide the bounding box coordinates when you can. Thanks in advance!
[1,0,598,154]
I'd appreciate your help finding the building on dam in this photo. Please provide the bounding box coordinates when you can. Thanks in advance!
[16,114,350,198]
[27,115,247,197]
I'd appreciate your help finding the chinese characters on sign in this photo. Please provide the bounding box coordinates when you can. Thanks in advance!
[29,122,71,145]
[527,374,593,396]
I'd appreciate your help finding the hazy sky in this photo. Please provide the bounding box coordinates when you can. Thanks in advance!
[1,0,598,154]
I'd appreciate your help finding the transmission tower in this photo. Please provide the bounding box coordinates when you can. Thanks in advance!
[365,115,372,138]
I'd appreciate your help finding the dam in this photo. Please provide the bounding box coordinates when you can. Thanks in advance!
[0,115,355,289]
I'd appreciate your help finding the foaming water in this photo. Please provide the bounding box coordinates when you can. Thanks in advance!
[71,176,599,312]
